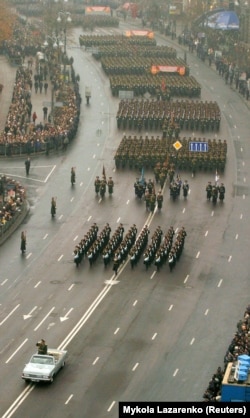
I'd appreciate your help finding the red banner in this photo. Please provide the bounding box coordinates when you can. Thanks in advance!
[151,65,185,75]
[125,30,154,39]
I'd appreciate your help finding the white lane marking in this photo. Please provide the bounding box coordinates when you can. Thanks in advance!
[60,308,74,322]
[132,363,139,371]
[150,271,156,279]
[244,177,246,183]
[44,165,56,183]
[133,300,137,306]
[211,211,214,216]
[88,215,92,222]
[152,333,157,340]
[107,401,115,412]
[58,254,64,261]
[242,161,245,166]
[5,338,28,364]
[182,208,185,213]
[173,368,179,377]
[23,306,37,320]
[68,284,75,291]
[59,214,63,220]
[87,167,90,171]
[70,197,74,202]
[1,279,8,286]
[117,217,120,223]
[92,357,99,365]
[205,230,208,237]
[80,182,83,186]
[73,235,78,241]
[65,394,73,405]
[126,200,130,205]
[26,253,32,259]
[235,234,238,240]
[169,304,173,311]
[217,279,223,288]
[184,275,189,284]
[243,194,246,199]
[34,307,55,331]
[204,309,209,316]
[228,255,232,262]
[196,251,200,259]
[240,214,243,219]
[43,234,48,240]
[0,304,20,326]
[34,281,41,288]
[114,328,120,335]
[190,338,195,345]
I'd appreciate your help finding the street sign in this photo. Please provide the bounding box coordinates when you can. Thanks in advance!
[173,140,182,151]
[189,141,208,152]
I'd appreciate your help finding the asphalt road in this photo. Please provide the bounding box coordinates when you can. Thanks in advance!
[0,22,250,418]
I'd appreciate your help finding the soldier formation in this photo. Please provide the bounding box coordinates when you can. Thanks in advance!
[116,99,220,132]
[73,223,187,277]
[114,134,227,174]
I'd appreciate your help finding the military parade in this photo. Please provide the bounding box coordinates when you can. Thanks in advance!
[114,134,227,174]
[73,222,187,277]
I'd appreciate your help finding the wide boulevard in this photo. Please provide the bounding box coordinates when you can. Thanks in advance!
[0,19,250,418]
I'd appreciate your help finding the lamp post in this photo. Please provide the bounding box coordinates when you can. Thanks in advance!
[57,11,72,82]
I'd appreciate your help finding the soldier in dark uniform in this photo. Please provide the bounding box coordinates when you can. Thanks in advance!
[95,176,101,194]
[25,157,31,176]
[108,177,114,195]
[182,180,189,198]
[219,183,225,202]
[113,253,120,275]
[206,181,212,200]
[157,190,163,210]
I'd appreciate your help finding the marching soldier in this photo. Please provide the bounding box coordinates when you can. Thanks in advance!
[219,183,225,202]
[108,177,114,195]
[206,181,212,200]
[182,180,189,198]
[95,176,101,194]
[157,190,163,210]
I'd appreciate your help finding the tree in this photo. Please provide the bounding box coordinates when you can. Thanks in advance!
[0,0,16,45]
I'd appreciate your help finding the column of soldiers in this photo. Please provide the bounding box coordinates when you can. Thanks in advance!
[93,45,177,61]
[102,224,125,267]
[116,99,220,132]
[73,223,99,267]
[112,224,138,275]
[130,225,150,269]
[87,224,111,266]
[110,74,201,98]
[114,135,227,173]
[143,226,163,270]
[168,227,187,272]
[154,226,175,271]
[101,57,188,76]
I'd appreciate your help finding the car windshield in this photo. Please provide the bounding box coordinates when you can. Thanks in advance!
[31,356,53,365]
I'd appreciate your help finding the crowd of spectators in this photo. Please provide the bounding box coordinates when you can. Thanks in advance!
[177,25,250,100]
[0,19,81,156]
[0,176,26,234]
[203,304,250,401]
